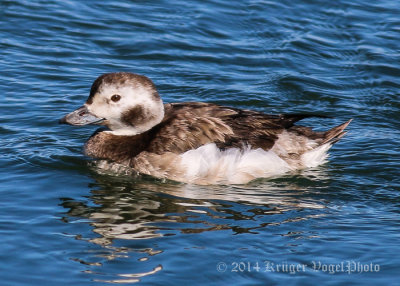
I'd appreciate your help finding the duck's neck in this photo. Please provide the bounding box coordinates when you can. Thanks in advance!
[84,130,151,164]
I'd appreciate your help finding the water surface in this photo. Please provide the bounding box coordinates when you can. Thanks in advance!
[1,0,399,285]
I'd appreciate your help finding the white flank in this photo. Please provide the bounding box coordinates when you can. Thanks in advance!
[178,143,293,184]
[93,142,333,185]
[301,143,332,168]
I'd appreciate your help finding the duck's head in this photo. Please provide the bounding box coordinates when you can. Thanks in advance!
[60,72,164,135]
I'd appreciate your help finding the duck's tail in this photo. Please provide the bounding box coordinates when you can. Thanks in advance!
[298,119,352,169]
[321,119,352,145]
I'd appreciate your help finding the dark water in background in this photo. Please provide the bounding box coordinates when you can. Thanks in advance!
[1,0,399,285]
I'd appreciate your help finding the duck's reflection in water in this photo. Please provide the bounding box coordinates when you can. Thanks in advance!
[60,167,331,283]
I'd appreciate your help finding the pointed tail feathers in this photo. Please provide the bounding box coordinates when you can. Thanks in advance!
[322,119,352,145]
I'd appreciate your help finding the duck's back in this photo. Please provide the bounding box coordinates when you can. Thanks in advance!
[144,102,324,154]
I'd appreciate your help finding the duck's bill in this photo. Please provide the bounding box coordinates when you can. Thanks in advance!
[59,105,105,126]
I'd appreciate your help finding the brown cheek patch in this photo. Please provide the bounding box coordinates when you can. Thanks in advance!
[121,105,155,126]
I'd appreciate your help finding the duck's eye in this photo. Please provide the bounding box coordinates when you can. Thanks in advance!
[111,94,121,102]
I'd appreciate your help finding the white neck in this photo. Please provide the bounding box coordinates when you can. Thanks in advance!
[105,128,141,136]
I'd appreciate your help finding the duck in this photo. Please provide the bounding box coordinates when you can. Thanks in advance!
[60,72,351,185]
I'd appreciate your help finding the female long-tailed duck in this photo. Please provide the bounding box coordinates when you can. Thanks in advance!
[60,72,351,185]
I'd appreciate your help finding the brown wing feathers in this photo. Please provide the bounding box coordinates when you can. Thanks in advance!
[150,103,333,153]
[145,114,234,154]
[279,113,331,128]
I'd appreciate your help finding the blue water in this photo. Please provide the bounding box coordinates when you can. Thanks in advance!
[1,0,399,285]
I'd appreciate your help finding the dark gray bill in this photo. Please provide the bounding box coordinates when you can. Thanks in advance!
[59,105,105,126]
